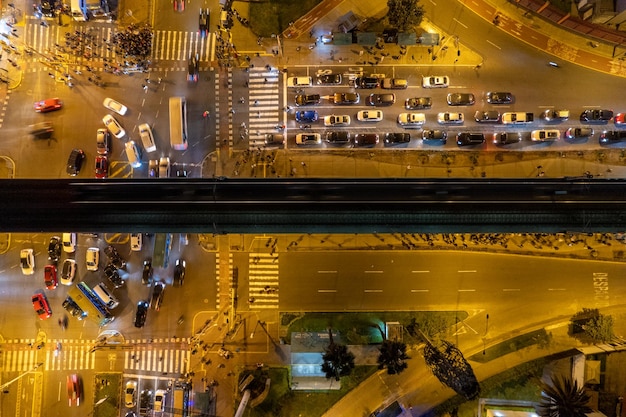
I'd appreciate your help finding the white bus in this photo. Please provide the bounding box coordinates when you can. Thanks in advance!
[169,97,188,150]
[70,0,87,21]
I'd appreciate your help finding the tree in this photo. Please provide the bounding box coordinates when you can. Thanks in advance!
[377,340,409,375]
[387,0,425,32]
[321,329,355,381]
[423,340,480,400]
[569,308,614,344]
[536,376,591,417]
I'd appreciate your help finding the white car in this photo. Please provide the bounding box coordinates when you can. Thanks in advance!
[437,112,464,124]
[159,157,170,178]
[154,389,166,413]
[356,110,383,122]
[124,380,137,408]
[62,233,76,253]
[422,75,449,88]
[20,249,35,275]
[86,247,100,271]
[324,115,351,127]
[138,123,156,153]
[397,113,426,126]
[287,76,312,87]
[125,141,142,168]
[130,233,142,251]
[103,98,128,116]
[531,129,560,142]
[102,114,125,139]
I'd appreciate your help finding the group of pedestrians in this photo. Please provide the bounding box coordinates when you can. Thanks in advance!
[111,24,153,59]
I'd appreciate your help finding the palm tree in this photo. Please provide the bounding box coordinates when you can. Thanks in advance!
[377,340,409,375]
[536,376,592,417]
[321,328,355,381]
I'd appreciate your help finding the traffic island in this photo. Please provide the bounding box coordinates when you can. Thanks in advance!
[93,373,122,417]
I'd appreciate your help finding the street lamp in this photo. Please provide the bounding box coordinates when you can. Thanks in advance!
[0,362,43,391]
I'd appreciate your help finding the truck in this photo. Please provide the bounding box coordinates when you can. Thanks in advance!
[501,112,534,124]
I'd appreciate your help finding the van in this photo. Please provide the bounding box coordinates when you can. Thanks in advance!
[125,141,142,168]
[93,282,119,309]
[138,123,156,153]
[70,0,87,21]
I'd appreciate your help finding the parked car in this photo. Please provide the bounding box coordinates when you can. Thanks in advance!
[580,109,613,123]
[264,133,284,147]
[154,389,166,412]
[486,92,513,104]
[60,259,77,286]
[354,133,379,147]
[296,133,322,145]
[295,110,319,123]
[295,94,320,106]
[134,300,149,328]
[174,259,186,287]
[565,127,593,139]
[34,97,62,112]
[356,110,383,122]
[317,73,342,84]
[367,93,396,106]
[142,260,153,285]
[405,97,432,110]
[437,112,464,124]
[86,247,100,271]
[32,292,52,319]
[614,113,626,124]
[446,93,475,106]
[66,374,82,406]
[384,133,410,146]
[474,110,500,123]
[422,76,449,88]
[324,115,351,126]
[66,149,85,176]
[325,131,351,145]
[148,159,158,177]
[287,76,312,87]
[493,132,522,145]
[130,233,142,251]
[599,130,626,144]
[48,236,62,262]
[44,264,58,289]
[422,130,447,144]
[125,141,142,168]
[62,233,76,253]
[397,113,426,127]
[20,248,35,275]
[103,114,125,138]
[96,129,111,155]
[125,380,138,408]
[355,76,379,88]
[95,155,108,179]
[541,109,569,121]
[530,130,560,142]
[456,132,485,146]
[332,92,360,104]
[138,123,156,153]
[381,78,408,89]
[103,98,128,116]
[158,157,170,178]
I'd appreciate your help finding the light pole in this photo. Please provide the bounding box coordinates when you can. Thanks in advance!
[0,362,43,391]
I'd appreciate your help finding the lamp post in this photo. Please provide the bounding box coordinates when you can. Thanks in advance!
[0,362,44,391]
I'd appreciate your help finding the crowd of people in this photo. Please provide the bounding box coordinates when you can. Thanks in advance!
[111,24,153,59]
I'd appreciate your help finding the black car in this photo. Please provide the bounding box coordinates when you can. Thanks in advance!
[134,301,149,328]
[173,259,186,287]
[294,94,320,106]
[354,133,379,147]
[474,110,500,123]
[264,133,284,147]
[104,264,125,288]
[187,54,199,82]
[325,131,351,144]
[456,132,485,146]
[150,282,165,311]
[104,245,126,269]
[580,109,613,123]
[486,92,513,104]
[142,260,153,285]
[355,76,379,89]
[384,133,410,146]
[198,9,209,38]
[317,73,342,84]
[48,236,62,262]
[332,92,360,105]
[367,94,396,106]
[599,130,626,144]
[565,127,593,139]
[62,298,85,319]
[66,149,85,176]
[422,130,447,144]
[493,132,522,145]
[405,97,432,110]
[447,93,475,106]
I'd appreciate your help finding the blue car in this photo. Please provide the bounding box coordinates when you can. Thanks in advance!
[295,110,319,123]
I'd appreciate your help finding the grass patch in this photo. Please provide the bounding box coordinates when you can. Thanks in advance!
[94,373,122,417]
[281,311,466,345]
[249,0,323,37]
[243,366,377,417]
[469,329,551,363]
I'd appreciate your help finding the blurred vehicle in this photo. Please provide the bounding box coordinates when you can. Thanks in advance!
[295,110,319,123]
[66,149,85,176]
[32,292,52,319]
[405,97,432,110]
[422,129,447,144]
[30,122,54,139]
[354,133,379,147]
[159,157,170,178]
[96,129,111,155]
[174,259,186,287]
[565,127,593,139]
[20,249,35,275]
[173,0,184,11]
[357,110,383,122]
[187,54,199,82]
[296,133,322,145]
[332,92,359,104]
[67,374,81,406]
[142,260,153,285]
[615,113,626,124]
[134,301,149,327]
[541,109,569,121]
[95,155,108,179]
[48,236,62,262]
[264,133,284,147]
[474,110,500,123]
[86,247,100,271]
[493,132,522,145]
[324,115,350,126]
[150,282,165,311]
[599,130,626,144]
[131,233,142,251]
[60,259,77,286]
[294,94,320,106]
[34,97,62,112]
[325,131,351,145]
[44,264,58,289]
[530,130,560,142]
[317,73,342,84]
[103,114,125,138]
[381,78,408,89]
[422,76,449,88]
[199,9,209,38]
[367,93,395,106]
[580,109,613,123]
[384,133,410,146]
[437,112,464,124]
[397,113,426,127]
[446,93,475,106]
[125,380,138,408]
[103,98,128,116]
[486,92,513,104]
[456,132,485,146]
[63,233,76,253]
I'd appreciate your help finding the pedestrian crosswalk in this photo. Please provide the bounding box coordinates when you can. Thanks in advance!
[22,19,216,63]
[247,68,281,148]
[248,253,279,309]
[124,339,190,375]
[215,252,234,310]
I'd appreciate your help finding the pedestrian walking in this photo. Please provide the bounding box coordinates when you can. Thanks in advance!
[142,84,148,91]
[203,110,210,118]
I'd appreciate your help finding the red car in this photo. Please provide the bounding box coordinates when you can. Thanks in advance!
[34,98,63,113]
[615,113,626,124]
[173,0,184,11]
[32,293,52,320]
[44,264,58,289]
[95,155,108,179]
[67,374,81,406]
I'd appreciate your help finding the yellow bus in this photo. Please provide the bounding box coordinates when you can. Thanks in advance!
[169,97,188,150]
